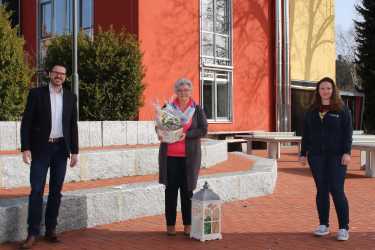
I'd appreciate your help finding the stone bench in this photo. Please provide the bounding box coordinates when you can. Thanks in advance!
[0,152,277,243]
[237,133,375,162]
[353,135,375,140]
[237,135,301,159]
[207,131,267,152]
[208,130,262,136]
[0,139,227,189]
[224,138,248,152]
[352,143,375,177]
[236,132,297,158]
[353,130,364,135]
[352,135,375,170]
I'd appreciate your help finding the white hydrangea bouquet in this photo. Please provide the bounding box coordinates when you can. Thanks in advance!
[155,102,184,143]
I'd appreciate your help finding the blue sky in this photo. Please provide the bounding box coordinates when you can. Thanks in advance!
[335,0,361,31]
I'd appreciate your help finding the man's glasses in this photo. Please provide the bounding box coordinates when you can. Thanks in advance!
[51,71,66,76]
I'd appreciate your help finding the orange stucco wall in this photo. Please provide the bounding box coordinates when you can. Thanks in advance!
[138,0,275,131]
[19,0,275,131]
[137,0,200,120]
[219,0,275,131]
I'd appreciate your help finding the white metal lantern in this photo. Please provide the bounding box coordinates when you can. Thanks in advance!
[191,181,222,241]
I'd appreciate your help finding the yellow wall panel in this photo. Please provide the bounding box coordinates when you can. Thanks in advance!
[290,0,335,82]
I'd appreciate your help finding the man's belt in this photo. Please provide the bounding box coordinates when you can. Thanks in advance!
[48,137,64,143]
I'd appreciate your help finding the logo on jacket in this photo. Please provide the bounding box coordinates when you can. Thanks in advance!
[328,113,339,118]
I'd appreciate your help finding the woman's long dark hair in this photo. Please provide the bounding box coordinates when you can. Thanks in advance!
[310,77,344,112]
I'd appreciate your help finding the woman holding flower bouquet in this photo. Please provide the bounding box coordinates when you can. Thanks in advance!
[157,78,208,236]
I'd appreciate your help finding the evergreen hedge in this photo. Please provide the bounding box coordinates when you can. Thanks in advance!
[44,27,145,120]
[0,6,32,120]
[355,0,375,132]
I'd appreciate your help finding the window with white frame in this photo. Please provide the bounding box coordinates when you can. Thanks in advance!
[200,0,232,121]
[38,0,93,82]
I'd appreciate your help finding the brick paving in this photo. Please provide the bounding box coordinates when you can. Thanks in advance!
[1,148,375,249]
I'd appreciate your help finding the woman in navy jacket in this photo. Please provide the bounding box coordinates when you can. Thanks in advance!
[300,77,353,241]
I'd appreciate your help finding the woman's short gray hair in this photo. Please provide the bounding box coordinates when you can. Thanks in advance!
[174,78,193,93]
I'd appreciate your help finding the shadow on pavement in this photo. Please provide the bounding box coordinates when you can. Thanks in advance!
[2,229,374,250]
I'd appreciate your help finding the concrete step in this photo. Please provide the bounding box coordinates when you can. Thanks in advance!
[0,152,277,243]
[0,139,227,189]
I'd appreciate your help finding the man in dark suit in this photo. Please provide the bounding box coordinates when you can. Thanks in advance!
[20,64,79,249]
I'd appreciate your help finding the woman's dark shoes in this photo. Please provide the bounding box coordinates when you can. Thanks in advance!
[44,230,60,243]
[167,226,176,236]
[19,235,36,249]
[183,225,191,236]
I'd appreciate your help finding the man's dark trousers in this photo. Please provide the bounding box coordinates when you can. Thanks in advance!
[27,140,68,236]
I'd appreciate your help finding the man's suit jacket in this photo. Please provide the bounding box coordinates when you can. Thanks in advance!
[21,86,79,157]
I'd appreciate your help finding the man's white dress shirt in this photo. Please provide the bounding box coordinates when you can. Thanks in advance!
[49,84,64,139]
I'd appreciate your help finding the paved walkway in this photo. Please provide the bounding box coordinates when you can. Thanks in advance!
[1,148,375,250]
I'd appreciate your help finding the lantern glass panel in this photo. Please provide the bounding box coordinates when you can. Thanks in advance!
[213,206,220,220]
[212,221,220,233]
[192,202,202,218]
[204,207,212,234]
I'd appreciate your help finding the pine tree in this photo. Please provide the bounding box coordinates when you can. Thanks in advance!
[355,0,375,132]
[0,6,32,120]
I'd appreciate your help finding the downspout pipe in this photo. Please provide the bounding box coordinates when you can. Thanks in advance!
[283,0,291,131]
[275,0,283,132]
[36,0,40,86]
[72,0,79,120]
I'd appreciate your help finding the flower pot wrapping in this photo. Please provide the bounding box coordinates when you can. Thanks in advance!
[157,127,183,143]
[155,103,184,143]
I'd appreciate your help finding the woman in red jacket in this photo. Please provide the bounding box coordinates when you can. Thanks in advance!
[157,78,208,236]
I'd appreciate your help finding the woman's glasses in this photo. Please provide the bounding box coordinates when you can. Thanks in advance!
[177,88,191,93]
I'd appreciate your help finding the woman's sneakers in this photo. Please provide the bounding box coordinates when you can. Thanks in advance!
[313,225,330,236]
[313,225,349,241]
[336,229,349,241]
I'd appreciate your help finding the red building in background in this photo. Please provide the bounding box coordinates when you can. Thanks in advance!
[19,0,276,132]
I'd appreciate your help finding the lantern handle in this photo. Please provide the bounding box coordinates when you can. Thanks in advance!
[203,181,209,189]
